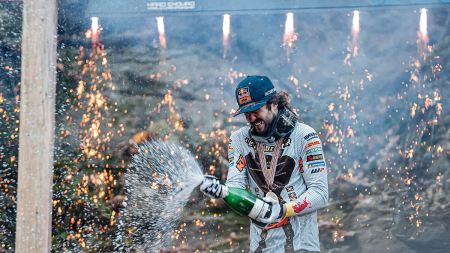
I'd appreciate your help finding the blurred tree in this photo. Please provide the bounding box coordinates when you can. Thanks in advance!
[0,2,22,252]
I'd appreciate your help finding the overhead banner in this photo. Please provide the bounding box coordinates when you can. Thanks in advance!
[87,0,450,17]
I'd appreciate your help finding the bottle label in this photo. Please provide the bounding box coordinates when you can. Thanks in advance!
[248,198,266,220]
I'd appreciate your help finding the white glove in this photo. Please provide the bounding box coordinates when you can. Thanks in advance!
[255,197,283,224]
[200,175,225,199]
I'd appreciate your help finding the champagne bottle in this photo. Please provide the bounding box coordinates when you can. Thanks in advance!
[222,186,269,220]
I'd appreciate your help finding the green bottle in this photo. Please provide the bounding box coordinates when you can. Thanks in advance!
[222,186,269,220]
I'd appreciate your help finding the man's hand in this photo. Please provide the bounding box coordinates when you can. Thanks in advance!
[255,197,283,224]
[200,175,225,199]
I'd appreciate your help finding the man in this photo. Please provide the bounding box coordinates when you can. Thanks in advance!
[201,75,328,253]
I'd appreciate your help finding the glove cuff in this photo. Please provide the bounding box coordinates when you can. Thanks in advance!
[279,204,287,219]
[220,185,228,198]
[284,197,309,217]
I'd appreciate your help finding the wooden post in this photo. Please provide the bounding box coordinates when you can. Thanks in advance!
[15,0,57,252]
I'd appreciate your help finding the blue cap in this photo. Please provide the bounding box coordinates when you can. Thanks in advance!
[233,75,276,117]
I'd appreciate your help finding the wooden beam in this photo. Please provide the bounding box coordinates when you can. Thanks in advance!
[15,0,57,252]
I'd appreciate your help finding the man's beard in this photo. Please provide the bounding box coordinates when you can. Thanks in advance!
[252,119,268,135]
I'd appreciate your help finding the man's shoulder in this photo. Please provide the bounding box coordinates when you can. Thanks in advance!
[230,126,250,140]
[294,122,316,133]
[293,122,318,139]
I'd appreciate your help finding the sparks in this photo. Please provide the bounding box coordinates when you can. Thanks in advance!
[156,16,167,49]
[222,14,231,58]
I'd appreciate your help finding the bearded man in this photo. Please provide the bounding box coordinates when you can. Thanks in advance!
[201,75,329,253]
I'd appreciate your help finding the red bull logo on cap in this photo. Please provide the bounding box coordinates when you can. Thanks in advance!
[238,87,251,105]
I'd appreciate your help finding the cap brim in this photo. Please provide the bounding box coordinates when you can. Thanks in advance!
[233,100,268,117]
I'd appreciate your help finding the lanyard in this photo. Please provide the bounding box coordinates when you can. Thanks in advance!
[256,139,283,192]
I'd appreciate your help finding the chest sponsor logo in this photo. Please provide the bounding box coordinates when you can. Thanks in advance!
[264,145,275,152]
[236,154,246,172]
[311,167,325,174]
[307,161,325,168]
[237,87,252,105]
[304,132,318,141]
[286,185,297,201]
[306,147,322,155]
[282,138,291,148]
[245,137,256,148]
[259,138,291,152]
[307,154,323,162]
[254,187,263,197]
[305,140,320,149]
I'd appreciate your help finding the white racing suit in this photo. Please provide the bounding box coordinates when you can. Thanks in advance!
[226,123,328,253]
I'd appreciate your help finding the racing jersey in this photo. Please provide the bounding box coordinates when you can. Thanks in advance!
[226,123,328,253]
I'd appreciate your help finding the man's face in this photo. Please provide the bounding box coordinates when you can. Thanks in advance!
[244,103,278,135]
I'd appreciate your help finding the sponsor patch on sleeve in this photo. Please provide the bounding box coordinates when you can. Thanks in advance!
[310,167,325,174]
[228,152,234,164]
[305,147,322,155]
[307,154,323,162]
[236,154,246,172]
[299,158,304,173]
[307,161,325,168]
[305,140,320,149]
[304,132,318,141]
[228,142,234,161]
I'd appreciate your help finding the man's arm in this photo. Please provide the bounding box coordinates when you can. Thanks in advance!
[225,132,248,189]
[284,128,329,217]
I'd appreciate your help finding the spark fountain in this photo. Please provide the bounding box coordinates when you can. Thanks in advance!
[156,16,167,49]
[417,8,429,59]
[351,10,360,56]
[223,14,231,58]
[392,8,443,232]
[85,17,100,46]
[283,12,297,62]
[344,10,360,66]
[125,140,204,251]
[91,17,100,44]
[52,21,124,251]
